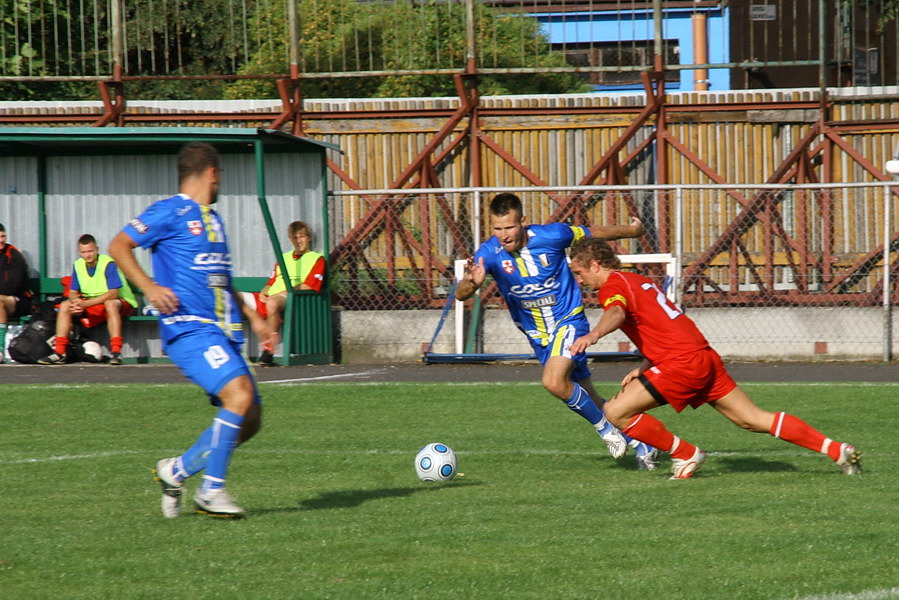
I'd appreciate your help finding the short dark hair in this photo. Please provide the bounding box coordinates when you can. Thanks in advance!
[177,142,220,183]
[287,220,311,238]
[0,223,5,232]
[78,233,97,246]
[489,193,523,218]
[569,237,622,270]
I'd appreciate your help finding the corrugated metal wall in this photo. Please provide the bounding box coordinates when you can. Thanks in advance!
[19,151,324,280]
[0,156,41,278]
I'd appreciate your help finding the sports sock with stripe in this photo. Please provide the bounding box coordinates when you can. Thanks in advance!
[565,383,608,429]
[176,426,215,481]
[200,408,244,494]
[769,412,842,461]
[623,413,698,460]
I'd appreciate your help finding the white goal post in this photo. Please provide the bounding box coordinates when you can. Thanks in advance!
[452,253,678,355]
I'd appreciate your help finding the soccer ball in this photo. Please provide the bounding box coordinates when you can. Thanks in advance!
[414,443,457,482]
[82,341,103,361]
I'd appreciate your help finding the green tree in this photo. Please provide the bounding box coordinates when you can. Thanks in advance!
[0,0,258,100]
[847,0,898,31]
[226,0,591,99]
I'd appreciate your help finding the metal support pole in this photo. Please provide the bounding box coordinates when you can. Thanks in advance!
[465,0,476,73]
[254,141,290,364]
[674,185,683,302]
[884,184,894,362]
[111,0,122,80]
[653,0,664,71]
[818,0,827,91]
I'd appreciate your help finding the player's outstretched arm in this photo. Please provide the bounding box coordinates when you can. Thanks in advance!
[569,304,627,354]
[455,256,486,301]
[589,217,644,241]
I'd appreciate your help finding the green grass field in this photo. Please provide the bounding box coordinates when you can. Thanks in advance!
[1,378,896,600]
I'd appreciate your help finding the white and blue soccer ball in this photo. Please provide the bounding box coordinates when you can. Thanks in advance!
[414,443,457,482]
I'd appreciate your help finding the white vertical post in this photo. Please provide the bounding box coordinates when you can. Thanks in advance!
[454,259,465,355]
[884,184,893,362]
[674,185,684,302]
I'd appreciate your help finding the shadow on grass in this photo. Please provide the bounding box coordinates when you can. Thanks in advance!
[254,479,483,514]
[301,480,483,510]
[714,456,797,473]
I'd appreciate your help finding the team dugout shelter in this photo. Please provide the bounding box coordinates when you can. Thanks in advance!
[0,127,336,365]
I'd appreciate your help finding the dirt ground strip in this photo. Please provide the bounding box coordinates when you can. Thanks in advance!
[0,360,895,385]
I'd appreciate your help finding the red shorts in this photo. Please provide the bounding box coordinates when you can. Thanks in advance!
[78,300,134,329]
[638,347,737,412]
[243,292,268,319]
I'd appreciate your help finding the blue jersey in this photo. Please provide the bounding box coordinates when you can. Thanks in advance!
[122,193,244,345]
[474,223,590,346]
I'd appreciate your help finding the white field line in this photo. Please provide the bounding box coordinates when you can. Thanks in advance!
[0,446,882,466]
[777,588,899,600]
[4,380,897,391]
[259,380,899,387]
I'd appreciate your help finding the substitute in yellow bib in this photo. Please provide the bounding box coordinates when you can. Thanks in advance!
[39,234,137,365]
[252,220,325,366]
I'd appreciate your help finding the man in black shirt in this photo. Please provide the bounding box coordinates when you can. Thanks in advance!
[0,223,33,363]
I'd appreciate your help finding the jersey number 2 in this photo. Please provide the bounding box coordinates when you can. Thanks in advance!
[640,282,684,320]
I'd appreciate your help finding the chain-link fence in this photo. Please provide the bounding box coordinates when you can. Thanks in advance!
[329,183,897,362]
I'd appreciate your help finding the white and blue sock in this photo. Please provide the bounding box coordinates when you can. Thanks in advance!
[565,383,610,430]
[629,439,655,457]
[174,427,215,481]
[199,408,244,494]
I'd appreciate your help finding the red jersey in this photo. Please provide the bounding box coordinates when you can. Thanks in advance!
[598,271,709,364]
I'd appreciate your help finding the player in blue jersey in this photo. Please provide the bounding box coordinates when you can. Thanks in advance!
[109,142,275,518]
[455,193,658,469]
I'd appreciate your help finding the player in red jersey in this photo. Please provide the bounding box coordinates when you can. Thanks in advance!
[566,237,862,479]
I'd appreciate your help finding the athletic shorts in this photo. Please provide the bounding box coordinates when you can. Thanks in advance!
[529,318,591,382]
[164,326,260,407]
[11,295,32,318]
[243,291,268,319]
[638,347,737,412]
[78,299,134,328]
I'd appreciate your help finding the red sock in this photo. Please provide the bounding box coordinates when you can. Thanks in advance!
[622,413,698,460]
[769,412,841,461]
[110,336,123,353]
[54,336,69,355]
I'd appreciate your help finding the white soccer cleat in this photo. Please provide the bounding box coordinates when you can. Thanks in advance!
[670,447,706,480]
[195,487,245,519]
[836,443,862,475]
[153,457,183,518]
[599,429,628,459]
[635,447,659,471]
[37,352,66,365]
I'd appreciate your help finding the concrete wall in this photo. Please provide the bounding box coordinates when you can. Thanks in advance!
[11,304,891,365]
[335,306,897,364]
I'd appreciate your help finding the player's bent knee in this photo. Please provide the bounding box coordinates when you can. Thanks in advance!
[542,380,569,400]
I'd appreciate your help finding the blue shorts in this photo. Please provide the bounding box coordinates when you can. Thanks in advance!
[529,317,591,382]
[164,327,260,407]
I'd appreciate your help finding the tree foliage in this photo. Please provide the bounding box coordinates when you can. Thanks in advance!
[225,0,591,99]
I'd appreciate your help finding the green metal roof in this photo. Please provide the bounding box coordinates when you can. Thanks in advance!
[0,126,340,155]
